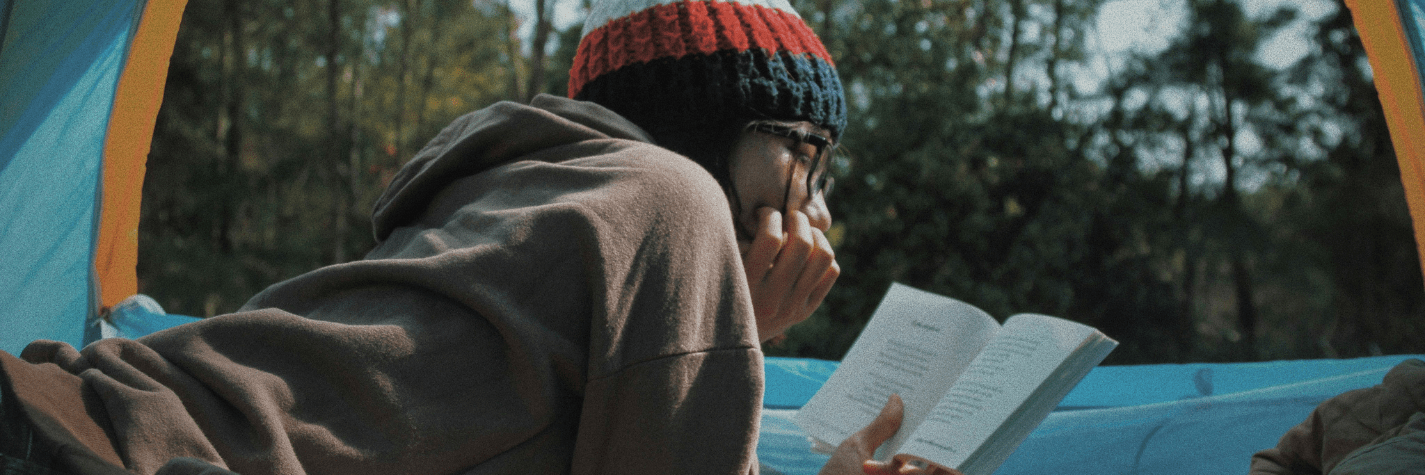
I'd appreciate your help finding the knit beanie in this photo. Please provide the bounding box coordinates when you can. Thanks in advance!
[568,0,847,161]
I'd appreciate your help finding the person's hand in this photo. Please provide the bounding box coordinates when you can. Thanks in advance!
[739,206,839,343]
[819,394,963,475]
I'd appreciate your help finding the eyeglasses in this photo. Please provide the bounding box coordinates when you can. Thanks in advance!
[747,123,837,200]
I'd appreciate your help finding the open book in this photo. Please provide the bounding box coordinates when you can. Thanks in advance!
[794,283,1117,475]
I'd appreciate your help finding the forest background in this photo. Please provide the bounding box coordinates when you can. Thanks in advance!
[139,0,1425,364]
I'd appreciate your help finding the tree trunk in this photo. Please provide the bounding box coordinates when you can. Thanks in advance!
[819,0,833,39]
[1215,50,1257,359]
[504,0,523,101]
[1233,256,1257,359]
[1046,0,1064,114]
[328,0,349,263]
[1002,0,1023,106]
[1175,106,1198,359]
[394,0,418,160]
[526,0,553,101]
[415,51,435,142]
[217,0,243,254]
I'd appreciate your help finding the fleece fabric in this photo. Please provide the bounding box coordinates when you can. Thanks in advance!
[1250,358,1425,475]
[6,94,764,475]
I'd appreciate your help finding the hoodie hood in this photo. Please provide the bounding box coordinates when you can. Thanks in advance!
[370,94,653,241]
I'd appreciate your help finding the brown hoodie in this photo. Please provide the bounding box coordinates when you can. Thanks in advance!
[7,95,763,475]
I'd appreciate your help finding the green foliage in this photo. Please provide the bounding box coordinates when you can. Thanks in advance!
[767,0,1425,363]
[141,0,1425,363]
[143,0,517,315]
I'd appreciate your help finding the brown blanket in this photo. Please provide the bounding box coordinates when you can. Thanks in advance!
[8,95,763,475]
[1250,358,1425,475]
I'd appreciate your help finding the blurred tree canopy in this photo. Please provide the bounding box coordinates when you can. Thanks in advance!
[140,0,1425,364]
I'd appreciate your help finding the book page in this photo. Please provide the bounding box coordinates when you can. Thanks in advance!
[895,314,1098,473]
[794,283,1001,455]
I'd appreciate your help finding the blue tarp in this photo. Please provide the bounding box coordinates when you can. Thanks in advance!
[758,354,1424,474]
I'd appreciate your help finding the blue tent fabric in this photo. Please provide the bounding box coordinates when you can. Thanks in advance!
[1402,0,1425,82]
[764,357,840,409]
[758,355,1425,475]
[98,294,200,340]
[0,1,148,354]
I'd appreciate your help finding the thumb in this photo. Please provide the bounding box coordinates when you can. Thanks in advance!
[861,459,901,475]
[856,394,905,451]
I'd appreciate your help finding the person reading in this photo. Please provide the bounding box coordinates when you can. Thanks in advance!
[0,1,956,474]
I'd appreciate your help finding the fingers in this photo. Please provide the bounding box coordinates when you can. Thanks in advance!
[743,207,783,284]
[861,459,914,475]
[831,395,963,475]
[849,395,906,475]
[741,206,838,342]
[864,397,963,475]
[788,212,829,304]
[820,396,896,475]
[764,210,813,312]
[743,208,784,326]
[861,459,900,475]
[771,210,838,313]
[857,393,904,449]
[797,226,839,316]
[863,460,961,475]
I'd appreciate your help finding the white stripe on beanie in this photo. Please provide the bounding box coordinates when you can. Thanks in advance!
[581,0,801,37]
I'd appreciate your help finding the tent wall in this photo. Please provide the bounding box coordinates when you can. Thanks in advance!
[1347,0,1425,282]
[97,0,185,310]
[0,0,184,354]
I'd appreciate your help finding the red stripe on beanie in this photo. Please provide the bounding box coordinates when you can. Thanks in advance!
[684,1,719,55]
[654,3,687,59]
[776,5,826,59]
[627,9,656,64]
[739,4,778,52]
[606,19,629,80]
[708,2,750,52]
[573,27,607,94]
[761,4,799,52]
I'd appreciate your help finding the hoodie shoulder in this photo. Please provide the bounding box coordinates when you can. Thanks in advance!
[371,97,658,241]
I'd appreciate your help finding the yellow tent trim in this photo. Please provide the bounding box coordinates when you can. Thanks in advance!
[1346,0,1425,280]
[96,0,187,309]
